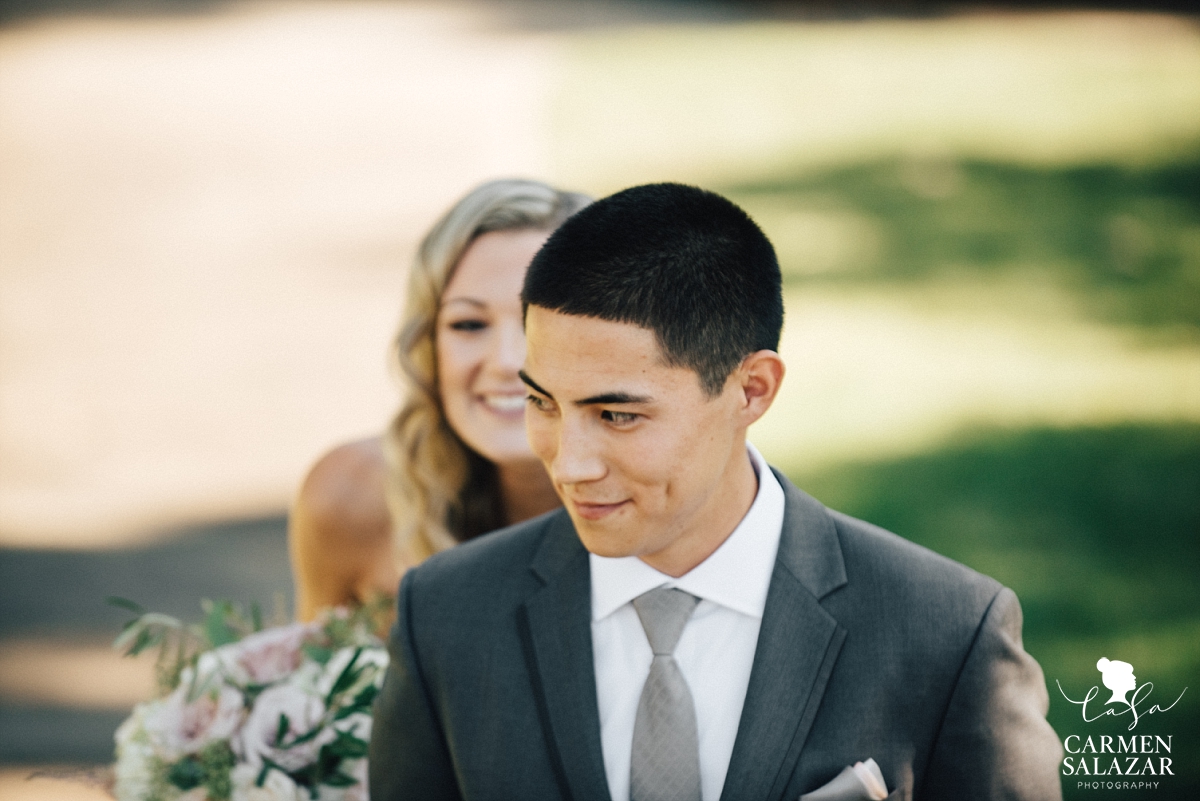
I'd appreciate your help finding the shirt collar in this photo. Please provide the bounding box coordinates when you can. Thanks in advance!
[589,442,785,622]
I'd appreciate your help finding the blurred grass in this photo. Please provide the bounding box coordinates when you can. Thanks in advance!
[729,156,1200,332]
[786,426,1200,798]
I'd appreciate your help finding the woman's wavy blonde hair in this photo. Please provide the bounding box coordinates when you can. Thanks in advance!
[384,179,591,565]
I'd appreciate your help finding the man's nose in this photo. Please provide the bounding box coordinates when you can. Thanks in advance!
[550,417,606,486]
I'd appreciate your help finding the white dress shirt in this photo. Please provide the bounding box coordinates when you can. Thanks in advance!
[590,442,786,801]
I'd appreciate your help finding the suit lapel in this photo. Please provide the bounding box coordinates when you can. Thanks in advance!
[519,511,612,801]
[720,472,849,801]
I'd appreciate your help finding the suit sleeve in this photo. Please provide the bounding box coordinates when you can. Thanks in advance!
[369,569,464,801]
[920,587,1063,801]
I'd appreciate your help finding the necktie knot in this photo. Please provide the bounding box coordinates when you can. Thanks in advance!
[632,587,699,656]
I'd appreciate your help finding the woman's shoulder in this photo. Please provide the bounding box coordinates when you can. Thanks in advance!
[291,438,392,570]
[295,437,390,540]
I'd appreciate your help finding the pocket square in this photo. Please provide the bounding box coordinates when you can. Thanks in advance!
[799,758,890,801]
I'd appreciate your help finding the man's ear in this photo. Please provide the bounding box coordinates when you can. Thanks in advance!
[734,350,785,426]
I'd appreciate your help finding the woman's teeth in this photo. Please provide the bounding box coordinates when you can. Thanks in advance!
[483,395,526,413]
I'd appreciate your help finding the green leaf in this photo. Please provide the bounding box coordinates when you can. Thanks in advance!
[128,627,163,657]
[327,735,369,760]
[107,596,145,614]
[352,683,379,707]
[204,601,239,647]
[256,757,286,788]
[251,602,263,632]
[319,770,359,788]
[287,724,326,747]
[241,682,271,708]
[167,757,205,790]
[325,648,363,705]
[274,712,291,747]
[302,643,333,665]
[332,705,361,721]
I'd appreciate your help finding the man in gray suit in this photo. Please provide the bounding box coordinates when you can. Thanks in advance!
[369,183,1063,800]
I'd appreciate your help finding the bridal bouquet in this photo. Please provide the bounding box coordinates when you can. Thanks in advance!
[109,599,389,801]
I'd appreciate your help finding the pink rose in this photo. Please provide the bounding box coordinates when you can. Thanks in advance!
[228,622,319,685]
[143,682,244,760]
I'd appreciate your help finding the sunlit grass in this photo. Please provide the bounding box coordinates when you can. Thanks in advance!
[752,281,1200,471]
[553,13,1200,191]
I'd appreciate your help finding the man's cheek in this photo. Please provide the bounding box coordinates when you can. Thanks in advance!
[525,420,556,465]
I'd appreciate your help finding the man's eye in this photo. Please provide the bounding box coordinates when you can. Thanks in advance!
[448,319,486,332]
[527,395,552,411]
[601,410,638,425]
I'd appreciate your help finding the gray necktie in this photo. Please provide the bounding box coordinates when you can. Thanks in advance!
[630,587,702,801]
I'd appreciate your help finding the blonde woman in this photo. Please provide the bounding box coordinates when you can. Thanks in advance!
[288,179,590,622]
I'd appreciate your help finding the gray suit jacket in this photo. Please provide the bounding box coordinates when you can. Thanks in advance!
[369,471,1063,801]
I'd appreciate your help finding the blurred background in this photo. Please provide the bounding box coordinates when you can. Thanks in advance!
[1,1,1197,799]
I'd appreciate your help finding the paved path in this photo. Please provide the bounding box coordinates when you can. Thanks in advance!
[0,514,292,764]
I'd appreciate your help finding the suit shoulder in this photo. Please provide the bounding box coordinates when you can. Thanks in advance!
[404,508,561,598]
[825,507,1004,619]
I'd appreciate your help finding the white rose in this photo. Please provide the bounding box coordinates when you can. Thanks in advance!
[113,705,159,801]
[142,682,244,761]
[234,683,331,772]
[186,648,247,690]
[231,763,307,801]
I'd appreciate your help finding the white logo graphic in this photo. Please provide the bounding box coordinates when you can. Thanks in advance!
[1057,657,1186,731]
[1096,658,1137,708]
[1058,657,1188,785]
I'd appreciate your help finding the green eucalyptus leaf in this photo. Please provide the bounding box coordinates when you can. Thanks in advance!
[107,596,145,614]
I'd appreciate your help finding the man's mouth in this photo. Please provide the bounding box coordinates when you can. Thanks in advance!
[569,499,630,520]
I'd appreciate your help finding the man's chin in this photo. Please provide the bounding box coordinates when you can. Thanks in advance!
[570,518,638,559]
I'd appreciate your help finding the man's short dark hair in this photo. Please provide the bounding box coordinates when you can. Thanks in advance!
[522,182,783,396]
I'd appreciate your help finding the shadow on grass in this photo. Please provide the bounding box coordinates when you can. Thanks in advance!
[786,423,1200,797]
[728,156,1200,333]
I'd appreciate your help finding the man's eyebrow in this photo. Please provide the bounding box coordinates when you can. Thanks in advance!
[519,371,653,406]
[575,391,653,406]
[518,370,553,399]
